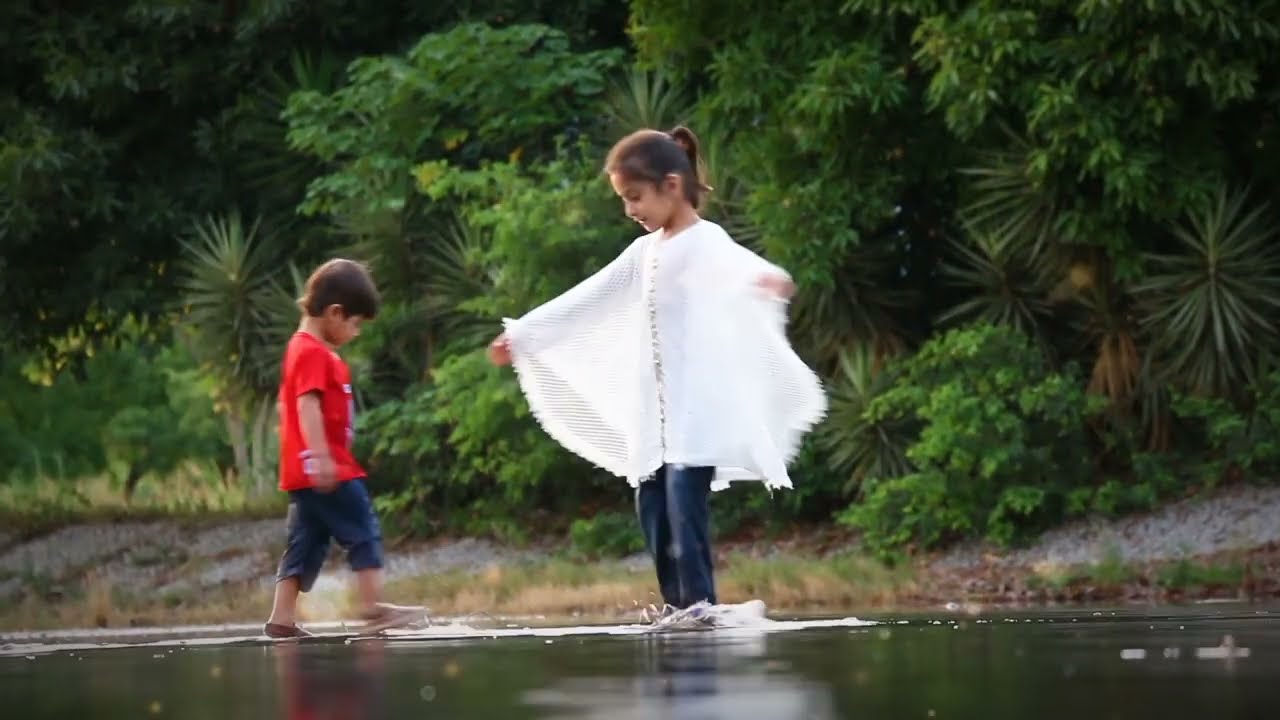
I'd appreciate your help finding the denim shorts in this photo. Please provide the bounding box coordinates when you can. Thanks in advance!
[275,478,384,592]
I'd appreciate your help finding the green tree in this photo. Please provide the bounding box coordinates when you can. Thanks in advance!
[287,24,634,529]
[630,0,959,362]
[1,1,627,353]
[282,23,624,390]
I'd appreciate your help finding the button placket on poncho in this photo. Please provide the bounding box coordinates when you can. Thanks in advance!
[645,237,668,474]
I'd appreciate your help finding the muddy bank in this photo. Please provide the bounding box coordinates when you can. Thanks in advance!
[2,484,1279,628]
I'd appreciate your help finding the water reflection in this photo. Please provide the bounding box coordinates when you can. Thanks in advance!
[5,607,1279,718]
[523,631,836,719]
[272,640,388,720]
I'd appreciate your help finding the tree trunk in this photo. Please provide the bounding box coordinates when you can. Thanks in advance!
[123,463,144,503]
[225,412,250,489]
[248,394,274,497]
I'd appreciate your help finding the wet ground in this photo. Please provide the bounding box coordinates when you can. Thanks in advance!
[2,604,1276,718]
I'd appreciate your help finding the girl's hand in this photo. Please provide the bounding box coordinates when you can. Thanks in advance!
[487,332,513,367]
[756,273,796,300]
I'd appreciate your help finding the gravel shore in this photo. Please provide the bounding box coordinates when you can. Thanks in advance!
[933,484,1280,570]
[3,484,1278,605]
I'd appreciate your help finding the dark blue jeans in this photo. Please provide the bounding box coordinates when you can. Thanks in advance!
[635,464,716,608]
[275,478,384,592]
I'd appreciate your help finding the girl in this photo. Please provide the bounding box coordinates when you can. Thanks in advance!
[488,126,826,617]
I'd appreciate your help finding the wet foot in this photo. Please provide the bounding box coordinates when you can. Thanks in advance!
[640,603,678,625]
[644,600,769,630]
[644,602,715,630]
[358,603,426,634]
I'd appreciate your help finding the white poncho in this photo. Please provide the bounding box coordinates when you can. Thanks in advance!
[503,219,826,491]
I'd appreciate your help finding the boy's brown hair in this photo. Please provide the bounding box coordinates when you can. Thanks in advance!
[297,259,381,319]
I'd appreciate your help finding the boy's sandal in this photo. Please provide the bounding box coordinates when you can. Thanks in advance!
[264,622,314,639]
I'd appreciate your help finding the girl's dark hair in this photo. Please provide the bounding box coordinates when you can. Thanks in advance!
[604,126,713,209]
[298,258,381,319]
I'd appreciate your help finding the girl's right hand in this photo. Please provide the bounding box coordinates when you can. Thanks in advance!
[755,272,796,300]
[487,332,513,367]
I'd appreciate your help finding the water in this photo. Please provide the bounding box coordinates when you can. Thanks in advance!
[3,605,1277,718]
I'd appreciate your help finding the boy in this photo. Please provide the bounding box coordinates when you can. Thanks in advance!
[264,258,421,638]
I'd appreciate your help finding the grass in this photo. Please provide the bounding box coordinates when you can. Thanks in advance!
[383,552,916,619]
[0,574,276,632]
[1156,557,1247,589]
[0,552,917,632]
[1022,545,1255,601]
[1027,545,1141,591]
[0,464,286,542]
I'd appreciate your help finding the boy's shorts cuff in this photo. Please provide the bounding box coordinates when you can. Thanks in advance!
[347,540,384,572]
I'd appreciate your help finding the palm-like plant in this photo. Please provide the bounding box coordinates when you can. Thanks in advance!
[1056,248,1143,404]
[181,212,296,385]
[957,134,1061,266]
[940,130,1068,344]
[235,50,345,232]
[179,211,292,391]
[601,65,692,138]
[818,342,914,496]
[345,213,417,292]
[341,211,498,392]
[1134,186,1280,399]
[422,214,497,353]
[936,227,1057,345]
[177,210,295,492]
[1061,261,1178,451]
[697,129,761,250]
[790,239,914,372]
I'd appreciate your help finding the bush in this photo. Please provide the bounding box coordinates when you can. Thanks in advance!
[711,437,848,539]
[0,322,227,493]
[358,351,608,538]
[1167,368,1280,486]
[839,323,1101,556]
[569,511,645,559]
[357,134,648,534]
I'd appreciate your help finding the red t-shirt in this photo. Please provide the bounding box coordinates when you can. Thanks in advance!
[277,332,366,491]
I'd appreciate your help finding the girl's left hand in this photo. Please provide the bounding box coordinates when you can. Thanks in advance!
[487,332,513,367]
[756,273,796,300]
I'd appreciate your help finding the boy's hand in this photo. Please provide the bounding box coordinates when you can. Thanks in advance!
[487,332,513,367]
[756,273,796,300]
[309,454,339,493]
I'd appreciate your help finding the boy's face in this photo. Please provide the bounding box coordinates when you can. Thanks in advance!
[610,172,681,233]
[320,305,364,347]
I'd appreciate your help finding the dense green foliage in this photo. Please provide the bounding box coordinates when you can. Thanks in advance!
[5,1,1280,557]
[840,324,1101,556]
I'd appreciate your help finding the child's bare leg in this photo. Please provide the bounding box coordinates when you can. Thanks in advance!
[352,567,423,631]
[340,481,419,629]
[353,567,384,616]
[268,576,302,626]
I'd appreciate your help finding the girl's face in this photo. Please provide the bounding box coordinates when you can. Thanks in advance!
[610,172,683,233]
